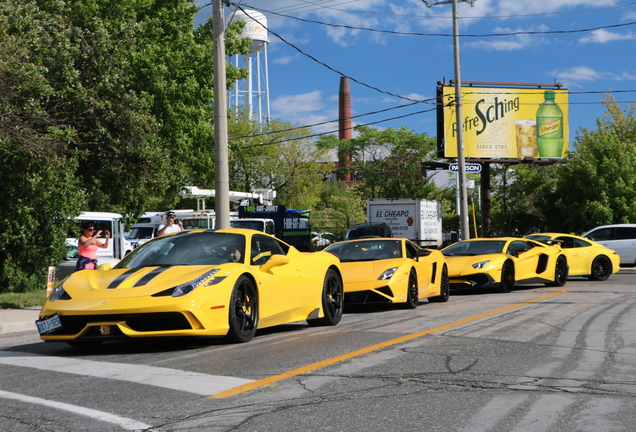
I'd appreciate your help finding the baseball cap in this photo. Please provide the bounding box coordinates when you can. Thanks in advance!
[166,211,176,217]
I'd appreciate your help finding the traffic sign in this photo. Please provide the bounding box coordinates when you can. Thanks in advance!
[449,163,482,173]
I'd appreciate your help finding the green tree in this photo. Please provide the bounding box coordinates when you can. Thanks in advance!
[548,124,636,233]
[228,115,331,210]
[0,0,248,291]
[319,126,438,199]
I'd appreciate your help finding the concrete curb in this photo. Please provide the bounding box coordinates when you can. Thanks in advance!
[0,307,40,335]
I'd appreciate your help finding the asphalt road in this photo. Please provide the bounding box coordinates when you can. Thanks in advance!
[2,271,635,432]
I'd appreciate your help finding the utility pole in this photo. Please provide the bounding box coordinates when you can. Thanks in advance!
[213,0,230,228]
[423,0,475,240]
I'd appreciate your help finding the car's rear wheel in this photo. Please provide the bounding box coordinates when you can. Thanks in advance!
[546,255,568,287]
[499,261,515,293]
[225,276,258,343]
[308,268,343,326]
[403,269,419,309]
[589,255,612,281]
[429,265,450,303]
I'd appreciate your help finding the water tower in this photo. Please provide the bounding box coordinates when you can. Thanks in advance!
[227,9,270,123]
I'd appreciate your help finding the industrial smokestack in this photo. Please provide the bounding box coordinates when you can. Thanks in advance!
[338,77,352,181]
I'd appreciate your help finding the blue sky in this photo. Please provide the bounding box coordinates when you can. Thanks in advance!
[195,1,636,151]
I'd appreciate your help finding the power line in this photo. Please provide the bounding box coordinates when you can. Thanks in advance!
[256,1,636,20]
[236,3,636,38]
[230,5,432,104]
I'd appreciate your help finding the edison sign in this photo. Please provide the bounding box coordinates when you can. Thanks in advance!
[437,85,569,159]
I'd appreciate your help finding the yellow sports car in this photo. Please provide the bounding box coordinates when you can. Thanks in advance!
[441,237,568,293]
[37,229,344,346]
[526,233,620,281]
[324,238,449,308]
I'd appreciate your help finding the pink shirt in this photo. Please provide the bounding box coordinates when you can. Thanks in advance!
[78,243,98,269]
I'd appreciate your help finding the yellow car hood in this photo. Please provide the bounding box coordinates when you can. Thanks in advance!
[60,265,232,300]
[340,258,404,284]
[444,254,503,276]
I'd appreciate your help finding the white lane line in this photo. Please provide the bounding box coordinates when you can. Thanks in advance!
[0,389,151,431]
[0,351,253,396]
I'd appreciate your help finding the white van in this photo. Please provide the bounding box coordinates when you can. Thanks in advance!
[582,224,636,266]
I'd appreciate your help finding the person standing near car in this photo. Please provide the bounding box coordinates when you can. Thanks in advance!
[76,221,110,270]
[157,210,183,236]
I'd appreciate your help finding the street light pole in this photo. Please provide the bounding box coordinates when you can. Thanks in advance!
[424,0,474,240]
[212,0,230,229]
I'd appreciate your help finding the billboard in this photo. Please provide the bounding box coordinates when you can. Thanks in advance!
[437,85,569,159]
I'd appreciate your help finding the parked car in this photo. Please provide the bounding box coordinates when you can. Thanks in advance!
[311,232,337,249]
[582,224,636,266]
[37,228,344,346]
[344,223,393,240]
[325,238,449,308]
[526,233,620,281]
[441,237,568,293]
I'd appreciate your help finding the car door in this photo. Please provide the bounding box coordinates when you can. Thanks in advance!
[614,227,636,265]
[250,234,303,326]
[507,240,543,280]
[554,235,584,274]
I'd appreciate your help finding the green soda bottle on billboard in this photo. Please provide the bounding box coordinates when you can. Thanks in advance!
[536,90,564,157]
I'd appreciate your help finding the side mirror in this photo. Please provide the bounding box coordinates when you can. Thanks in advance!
[416,249,432,258]
[97,263,112,271]
[260,254,290,272]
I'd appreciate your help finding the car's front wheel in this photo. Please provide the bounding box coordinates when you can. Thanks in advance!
[589,255,612,281]
[225,275,258,343]
[499,261,515,293]
[403,269,419,309]
[308,268,344,326]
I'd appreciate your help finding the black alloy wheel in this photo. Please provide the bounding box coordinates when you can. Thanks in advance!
[589,255,612,281]
[499,261,515,293]
[404,269,419,309]
[225,275,258,343]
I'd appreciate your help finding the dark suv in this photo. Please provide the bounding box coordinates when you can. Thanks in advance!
[344,223,393,240]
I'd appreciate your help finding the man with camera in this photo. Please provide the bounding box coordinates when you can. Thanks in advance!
[157,211,184,236]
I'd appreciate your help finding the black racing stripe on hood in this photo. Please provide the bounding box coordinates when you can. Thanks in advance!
[107,268,142,289]
[133,266,170,287]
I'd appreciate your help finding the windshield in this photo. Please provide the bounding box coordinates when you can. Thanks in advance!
[345,225,386,240]
[326,240,402,262]
[442,240,507,256]
[116,232,246,268]
[125,227,155,240]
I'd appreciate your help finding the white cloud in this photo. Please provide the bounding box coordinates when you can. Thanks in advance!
[464,25,549,51]
[579,28,636,44]
[272,56,293,65]
[549,66,601,87]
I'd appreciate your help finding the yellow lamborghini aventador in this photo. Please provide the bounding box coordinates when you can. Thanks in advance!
[324,238,450,308]
[441,237,568,293]
[37,229,344,346]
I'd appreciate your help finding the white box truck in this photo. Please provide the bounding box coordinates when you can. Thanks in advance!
[367,198,443,248]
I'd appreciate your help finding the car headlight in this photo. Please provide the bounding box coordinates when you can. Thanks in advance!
[172,269,221,297]
[472,260,490,270]
[49,285,70,302]
[377,267,397,281]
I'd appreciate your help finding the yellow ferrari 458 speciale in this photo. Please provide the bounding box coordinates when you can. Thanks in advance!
[37,229,344,346]
[441,237,568,293]
[526,233,620,281]
[324,238,450,308]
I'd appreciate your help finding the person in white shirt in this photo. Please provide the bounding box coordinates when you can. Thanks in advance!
[157,211,183,236]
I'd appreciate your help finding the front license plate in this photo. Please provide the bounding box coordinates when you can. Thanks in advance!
[36,314,63,335]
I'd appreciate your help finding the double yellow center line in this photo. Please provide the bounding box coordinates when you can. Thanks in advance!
[212,289,566,399]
